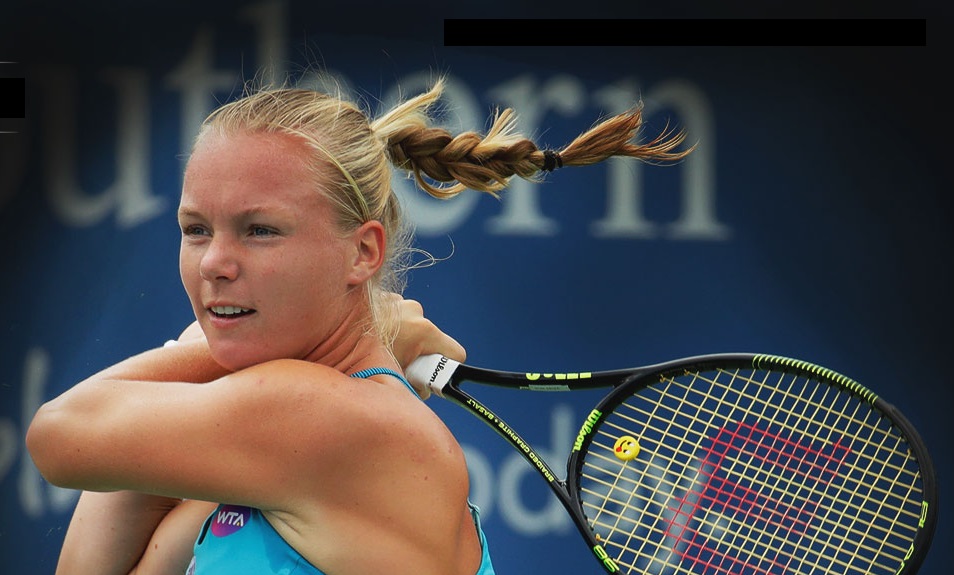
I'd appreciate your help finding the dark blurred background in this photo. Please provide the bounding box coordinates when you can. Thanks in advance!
[2,1,947,573]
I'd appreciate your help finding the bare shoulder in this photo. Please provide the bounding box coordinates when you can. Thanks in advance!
[222,358,436,433]
[218,358,463,489]
[251,361,477,573]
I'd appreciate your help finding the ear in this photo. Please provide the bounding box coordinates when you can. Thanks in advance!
[345,220,386,285]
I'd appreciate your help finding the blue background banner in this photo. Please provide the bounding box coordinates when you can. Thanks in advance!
[1,2,947,573]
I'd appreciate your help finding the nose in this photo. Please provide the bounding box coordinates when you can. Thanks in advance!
[199,235,239,281]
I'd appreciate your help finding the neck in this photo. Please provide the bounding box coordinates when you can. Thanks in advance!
[300,301,396,375]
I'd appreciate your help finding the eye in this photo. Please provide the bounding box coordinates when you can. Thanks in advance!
[250,225,277,237]
[181,224,209,237]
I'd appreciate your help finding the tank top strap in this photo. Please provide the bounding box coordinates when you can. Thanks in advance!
[349,367,421,400]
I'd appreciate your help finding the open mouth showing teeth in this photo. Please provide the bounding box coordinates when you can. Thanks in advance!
[210,305,255,318]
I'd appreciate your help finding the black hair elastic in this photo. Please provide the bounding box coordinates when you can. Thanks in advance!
[541,150,564,172]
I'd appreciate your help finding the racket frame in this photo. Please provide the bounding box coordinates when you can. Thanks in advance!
[407,353,937,575]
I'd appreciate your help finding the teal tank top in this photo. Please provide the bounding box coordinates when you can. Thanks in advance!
[186,368,496,575]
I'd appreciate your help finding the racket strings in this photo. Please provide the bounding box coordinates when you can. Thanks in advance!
[600,371,920,505]
[624,368,916,568]
[691,370,909,575]
[582,435,917,573]
[592,403,919,530]
[577,367,925,575]
[774,383,910,573]
[580,372,864,572]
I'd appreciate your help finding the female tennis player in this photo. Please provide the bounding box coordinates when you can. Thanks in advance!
[26,76,689,575]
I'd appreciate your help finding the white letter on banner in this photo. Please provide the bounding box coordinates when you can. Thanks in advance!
[18,348,78,518]
[165,27,238,166]
[485,75,586,236]
[296,68,355,99]
[43,68,165,228]
[590,80,657,238]
[649,79,728,240]
[240,0,289,87]
[591,79,728,240]
[103,69,166,228]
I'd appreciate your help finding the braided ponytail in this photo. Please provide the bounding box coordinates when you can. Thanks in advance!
[371,77,691,199]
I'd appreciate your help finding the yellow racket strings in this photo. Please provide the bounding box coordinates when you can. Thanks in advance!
[578,367,923,575]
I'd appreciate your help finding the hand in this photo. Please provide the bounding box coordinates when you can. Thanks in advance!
[176,320,206,343]
[162,321,205,348]
[389,295,465,398]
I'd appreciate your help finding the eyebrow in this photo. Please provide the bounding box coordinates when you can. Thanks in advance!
[176,205,296,221]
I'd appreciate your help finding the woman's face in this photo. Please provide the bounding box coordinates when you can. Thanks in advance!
[178,130,358,371]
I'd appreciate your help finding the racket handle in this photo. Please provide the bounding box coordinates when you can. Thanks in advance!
[405,354,460,397]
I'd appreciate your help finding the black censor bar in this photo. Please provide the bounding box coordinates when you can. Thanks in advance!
[0,77,25,119]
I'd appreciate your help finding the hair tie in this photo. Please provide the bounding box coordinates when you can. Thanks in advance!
[541,150,564,172]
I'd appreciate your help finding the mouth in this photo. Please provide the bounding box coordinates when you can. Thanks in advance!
[208,305,256,319]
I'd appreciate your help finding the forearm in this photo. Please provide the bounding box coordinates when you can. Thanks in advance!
[57,492,216,575]
[95,337,230,384]
[27,337,231,485]
[56,491,182,575]
[44,328,220,574]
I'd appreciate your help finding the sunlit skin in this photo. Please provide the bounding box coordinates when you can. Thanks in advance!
[26,76,695,575]
[178,130,376,372]
[28,128,479,574]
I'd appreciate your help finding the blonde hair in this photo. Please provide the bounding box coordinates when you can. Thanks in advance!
[193,76,691,346]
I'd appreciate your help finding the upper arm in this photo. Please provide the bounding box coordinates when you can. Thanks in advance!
[28,359,370,510]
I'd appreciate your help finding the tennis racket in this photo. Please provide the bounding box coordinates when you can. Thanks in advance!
[406,352,937,575]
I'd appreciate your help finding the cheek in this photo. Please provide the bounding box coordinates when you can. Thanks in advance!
[179,249,202,306]
[273,261,326,308]
[274,252,347,315]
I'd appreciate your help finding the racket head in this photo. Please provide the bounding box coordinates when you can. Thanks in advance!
[565,353,937,575]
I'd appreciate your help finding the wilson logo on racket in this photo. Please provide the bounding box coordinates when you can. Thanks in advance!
[526,371,592,380]
[592,544,620,572]
[573,409,602,452]
[428,356,450,384]
[898,542,916,574]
